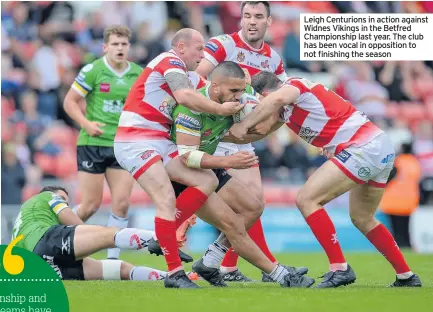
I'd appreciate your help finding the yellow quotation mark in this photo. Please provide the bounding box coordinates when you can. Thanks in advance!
[2,235,25,275]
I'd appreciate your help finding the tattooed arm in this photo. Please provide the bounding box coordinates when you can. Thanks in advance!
[165,72,243,116]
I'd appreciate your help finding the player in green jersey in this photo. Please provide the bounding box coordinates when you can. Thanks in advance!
[63,25,142,259]
[11,185,173,282]
[169,61,312,287]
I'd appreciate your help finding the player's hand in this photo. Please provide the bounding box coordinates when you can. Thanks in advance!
[83,120,105,136]
[227,151,258,169]
[218,101,245,116]
[320,148,334,159]
[249,119,273,135]
[229,123,248,140]
[242,68,252,84]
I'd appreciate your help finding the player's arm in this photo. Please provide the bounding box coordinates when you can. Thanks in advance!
[63,64,105,136]
[224,121,284,144]
[230,86,300,139]
[48,195,84,225]
[165,71,242,116]
[195,59,215,79]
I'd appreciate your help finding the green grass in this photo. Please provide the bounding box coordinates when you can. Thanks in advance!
[65,251,433,312]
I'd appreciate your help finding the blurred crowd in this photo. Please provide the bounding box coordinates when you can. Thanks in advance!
[2,1,433,206]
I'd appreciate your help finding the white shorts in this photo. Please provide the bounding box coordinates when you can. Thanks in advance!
[214,142,258,168]
[214,142,255,156]
[331,133,395,188]
[113,140,178,180]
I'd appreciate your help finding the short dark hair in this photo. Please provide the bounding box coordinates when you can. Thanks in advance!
[251,71,281,94]
[241,1,271,17]
[211,61,245,80]
[40,186,69,196]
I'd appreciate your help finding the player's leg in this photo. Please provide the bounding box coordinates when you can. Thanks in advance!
[114,141,198,288]
[295,159,358,287]
[82,258,167,281]
[72,224,154,259]
[193,192,314,288]
[105,164,134,259]
[349,183,421,287]
[223,166,278,280]
[75,146,105,221]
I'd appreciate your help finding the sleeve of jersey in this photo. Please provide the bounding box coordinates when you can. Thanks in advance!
[157,57,188,77]
[283,79,310,95]
[275,58,288,81]
[48,194,69,215]
[72,64,94,97]
[174,110,202,137]
[204,37,230,66]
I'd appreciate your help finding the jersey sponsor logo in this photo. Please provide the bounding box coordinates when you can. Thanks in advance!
[298,127,319,143]
[205,42,219,53]
[247,61,260,68]
[261,60,270,69]
[100,83,110,93]
[381,153,395,164]
[335,150,352,163]
[103,99,123,113]
[140,150,155,160]
[169,59,185,68]
[176,113,201,131]
[237,51,245,62]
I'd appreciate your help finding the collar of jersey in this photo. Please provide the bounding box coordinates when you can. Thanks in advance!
[237,31,265,52]
[103,56,131,78]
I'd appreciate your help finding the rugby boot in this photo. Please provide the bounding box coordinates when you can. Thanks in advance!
[192,258,227,287]
[164,270,199,288]
[176,215,197,247]
[280,272,315,288]
[221,269,253,282]
[148,237,193,263]
[262,265,309,282]
[315,264,356,288]
[389,274,422,287]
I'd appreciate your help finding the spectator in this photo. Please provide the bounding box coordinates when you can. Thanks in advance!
[1,142,26,205]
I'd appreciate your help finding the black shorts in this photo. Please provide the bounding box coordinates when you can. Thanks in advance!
[77,145,123,174]
[33,225,84,281]
[172,168,232,197]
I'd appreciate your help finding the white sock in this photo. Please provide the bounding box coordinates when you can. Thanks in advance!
[114,228,154,251]
[129,266,167,281]
[220,266,237,274]
[202,241,228,269]
[397,271,414,280]
[269,264,289,284]
[107,212,129,259]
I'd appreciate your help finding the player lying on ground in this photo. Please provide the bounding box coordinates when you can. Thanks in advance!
[114,28,247,288]
[64,25,142,260]
[228,71,422,288]
[195,0,286,282]
[12,186,170,281]
[169,62,312,287]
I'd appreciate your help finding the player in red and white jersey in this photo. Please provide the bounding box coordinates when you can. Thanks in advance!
[113,28,244,289]
[195,0,286,283]
[229,71,422,288]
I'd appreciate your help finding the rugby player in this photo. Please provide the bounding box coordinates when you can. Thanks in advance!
[170,62,311,287]
[12,186,169,282]
[229,71,423,288]
[113,28,243,288]
[195,1,287,281]
[64,25,142,259]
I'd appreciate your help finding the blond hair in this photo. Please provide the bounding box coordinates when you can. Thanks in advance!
[103,25,131,43]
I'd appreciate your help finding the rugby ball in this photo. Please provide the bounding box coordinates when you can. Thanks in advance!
[233,93,259,123]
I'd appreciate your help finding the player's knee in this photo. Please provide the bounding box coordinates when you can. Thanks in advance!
[295,188,312,210]
[112,197,130,217]
[350,212,376,231]
[199,173,219,195]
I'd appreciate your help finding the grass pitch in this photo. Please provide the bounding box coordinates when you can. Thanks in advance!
[65,251,432,312]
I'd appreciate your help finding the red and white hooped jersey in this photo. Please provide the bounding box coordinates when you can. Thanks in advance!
[204,31,287,81]
[115,50,206,142]
[279,78,384,155]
